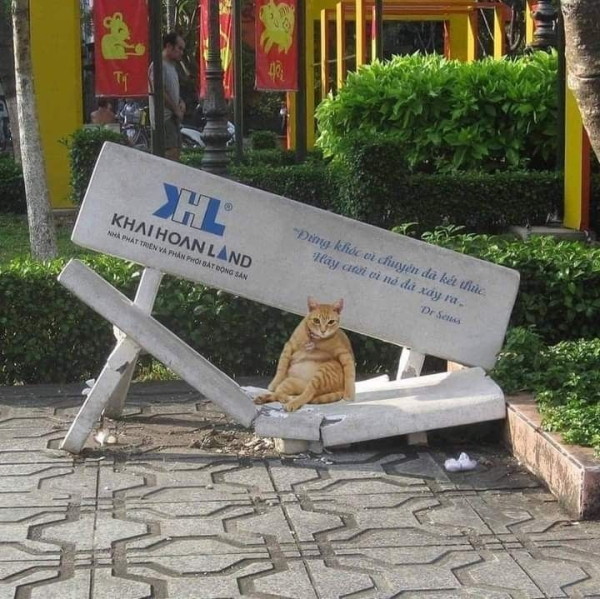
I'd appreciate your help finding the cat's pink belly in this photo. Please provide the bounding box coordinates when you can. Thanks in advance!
[288,361,320,381]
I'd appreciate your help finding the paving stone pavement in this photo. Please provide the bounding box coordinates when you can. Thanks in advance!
[1,380,600,599]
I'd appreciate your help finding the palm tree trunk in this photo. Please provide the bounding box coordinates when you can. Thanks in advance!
[11,0,58,260]
[0,3,20,160]
[561,0,600,162]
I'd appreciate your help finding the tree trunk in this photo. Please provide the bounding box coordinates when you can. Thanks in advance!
[11,0,58,260]
[561,0,600,162]
[0,3,21,160]
[166,0,176,31]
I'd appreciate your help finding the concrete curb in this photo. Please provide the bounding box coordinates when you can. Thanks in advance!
[504,394,600,520]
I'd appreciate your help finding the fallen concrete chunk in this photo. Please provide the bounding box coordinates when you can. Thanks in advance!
[254,407,324,441]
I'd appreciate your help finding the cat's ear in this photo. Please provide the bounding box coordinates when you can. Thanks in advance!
[332,298,344,313]
[307,296,319,311]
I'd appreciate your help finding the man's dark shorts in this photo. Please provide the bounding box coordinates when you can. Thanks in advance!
[165,117,182,150]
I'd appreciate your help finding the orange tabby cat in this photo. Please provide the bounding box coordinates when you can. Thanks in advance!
[254,297,355,412]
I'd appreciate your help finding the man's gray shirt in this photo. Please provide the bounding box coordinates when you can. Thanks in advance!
[148,59,180,122]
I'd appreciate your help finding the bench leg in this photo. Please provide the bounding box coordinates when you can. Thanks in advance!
[60,338,142,453]
[58,260,256,454]
[104,268,162,419]
[398,348,427,445]
[396,347,425,380]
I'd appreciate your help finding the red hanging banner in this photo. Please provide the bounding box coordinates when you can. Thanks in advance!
[94,0,149,97]
[199,0,234,99]
[255,0,298,91]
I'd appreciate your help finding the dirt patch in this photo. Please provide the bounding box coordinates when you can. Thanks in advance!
[77,409,278,459]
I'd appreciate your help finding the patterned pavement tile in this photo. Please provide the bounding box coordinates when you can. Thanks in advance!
[2,383,600,598]
[127,562,273,598]
[39,508,150,554]
[100,460,275,502]
[0,561,60,599]
[0,429,66,452]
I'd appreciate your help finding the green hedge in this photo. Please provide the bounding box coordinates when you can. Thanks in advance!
[230,163,337,209]
[317,52,558,172]
[0,256,397,385]
[393,171,561,232]
[0,156,26,214]
[3,232,600,384]
[233,161,562,232]
[334,136,409,228]
[250,130,279,150]
[419,229,600,342]
[62,127,127,205]
[492,328,600,453]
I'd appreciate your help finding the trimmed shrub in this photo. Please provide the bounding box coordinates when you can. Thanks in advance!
[332,135,600,231]
[393,170,560,232]
[0,256,397,384]
[250,130,279,150]
[63,127,127,205]
[180,148,205,168]
[0,156,26,214]
[230,163,337,209]
[492,328,600,453]
[239,148,297,167]
[316,52,558,172]
[415,228,600,342]
[3,231,600,384]
[335,135,409,228]
[231,136,561,231]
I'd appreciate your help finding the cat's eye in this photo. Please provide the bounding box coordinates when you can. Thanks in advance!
[328,320,336,325]
[312,318,320,324]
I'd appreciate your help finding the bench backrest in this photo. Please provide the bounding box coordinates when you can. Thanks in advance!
[73,143,519,369]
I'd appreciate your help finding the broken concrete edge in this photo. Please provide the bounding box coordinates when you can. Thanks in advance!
[504,394,600,520]
[251,369,505,453]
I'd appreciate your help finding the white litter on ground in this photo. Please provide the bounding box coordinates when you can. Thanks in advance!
[444,452,478,472]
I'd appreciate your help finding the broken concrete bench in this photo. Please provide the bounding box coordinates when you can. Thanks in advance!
[57,142,519,453]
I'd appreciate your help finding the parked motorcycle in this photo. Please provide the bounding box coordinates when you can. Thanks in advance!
[180,121,235,149]
[117,99,235,152]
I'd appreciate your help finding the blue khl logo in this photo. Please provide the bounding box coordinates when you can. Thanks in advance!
[153,183,226,237]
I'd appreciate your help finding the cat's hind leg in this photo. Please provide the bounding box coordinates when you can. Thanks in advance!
[254,377,306,405]
[310,391,345,405]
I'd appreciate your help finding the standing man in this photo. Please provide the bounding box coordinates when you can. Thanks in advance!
[148,32,186,161]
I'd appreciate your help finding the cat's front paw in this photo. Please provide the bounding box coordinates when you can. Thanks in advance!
[283,401,301,412]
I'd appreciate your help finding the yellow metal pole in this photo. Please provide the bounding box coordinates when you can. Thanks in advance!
[287,92,297,150]
[564,85,591,230]
[493,6,505,58]
[30,0,83,208]
[525,0,535,45]
[306,0,316,147]
[467,11,477,61]
[355,0,366,67]
[321,9,330,100]
[447,15,468,61]
[371,6,376,60]
[336,1,346,88]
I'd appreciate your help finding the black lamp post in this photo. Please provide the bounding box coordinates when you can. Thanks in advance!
[528,0,557,51]
[201,0,231,175]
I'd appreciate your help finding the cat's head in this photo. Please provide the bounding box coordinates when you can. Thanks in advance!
[306,296,344,339]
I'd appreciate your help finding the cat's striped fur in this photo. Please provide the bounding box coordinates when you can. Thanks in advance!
[254,297,355,412]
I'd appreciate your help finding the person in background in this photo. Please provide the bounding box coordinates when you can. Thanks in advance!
[90,98,117,124]
[148,31,186,161]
